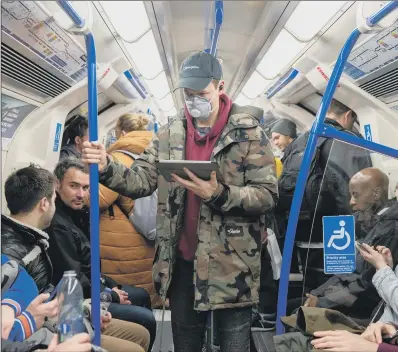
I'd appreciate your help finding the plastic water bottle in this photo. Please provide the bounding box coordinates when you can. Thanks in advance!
[57,270,85,343]
[100,287,112,316]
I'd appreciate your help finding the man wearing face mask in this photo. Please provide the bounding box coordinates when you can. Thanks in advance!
[81,51,278,352]
[286,167,398,322]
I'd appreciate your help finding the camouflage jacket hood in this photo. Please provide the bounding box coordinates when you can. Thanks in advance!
[99,103,278,311]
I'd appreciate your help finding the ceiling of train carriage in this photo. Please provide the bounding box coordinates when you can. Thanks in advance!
[148,0,298,109]
[167,1,275,95]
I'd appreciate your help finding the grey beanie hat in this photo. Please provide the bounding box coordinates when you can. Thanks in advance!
[271,118,297,138]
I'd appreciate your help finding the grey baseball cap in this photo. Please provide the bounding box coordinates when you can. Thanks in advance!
[174,51,223,92]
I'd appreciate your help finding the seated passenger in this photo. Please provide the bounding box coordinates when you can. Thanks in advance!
[1,168,151,352]
[2,165,56,293]
[1,256,149,352]
[287,168,398,321]
[46,157,156,350]
[91,113,159,306]
[82,51,278,352]
[60,115,88,160]
[1,254,57,342]
[311,245,398,352]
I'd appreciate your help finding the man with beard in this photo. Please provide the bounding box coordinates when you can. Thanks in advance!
[286,168,398,321]
[46,157,157,350]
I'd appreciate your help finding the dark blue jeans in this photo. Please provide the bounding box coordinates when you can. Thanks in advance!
[169,259,252,352]
[108,285,156,351]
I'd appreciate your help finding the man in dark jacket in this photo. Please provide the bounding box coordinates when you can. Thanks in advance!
[271,118,298,162]
[1,165,56,293]
[288,168,398,321]
[46,157,156,349]
[278,99,373,289]
[59,115,88,160]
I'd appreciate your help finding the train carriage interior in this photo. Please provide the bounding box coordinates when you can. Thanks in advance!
[1,1,398,352]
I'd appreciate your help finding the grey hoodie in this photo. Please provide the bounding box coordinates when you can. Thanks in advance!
[373,265,398,325]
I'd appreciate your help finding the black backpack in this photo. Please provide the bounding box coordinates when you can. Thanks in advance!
[277,131,328,214]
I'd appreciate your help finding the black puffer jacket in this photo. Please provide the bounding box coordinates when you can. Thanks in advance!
[46,197,119,301]
[1,215,53,293]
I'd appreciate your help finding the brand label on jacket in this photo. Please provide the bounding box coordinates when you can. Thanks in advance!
[225,226,244,237]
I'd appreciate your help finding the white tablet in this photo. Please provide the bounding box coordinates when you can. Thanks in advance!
[156,160,224,182]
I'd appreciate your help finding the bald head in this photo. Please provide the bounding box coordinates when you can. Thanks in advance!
[349,168,389,212]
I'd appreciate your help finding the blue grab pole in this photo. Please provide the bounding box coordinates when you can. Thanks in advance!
[209,1,223,56]
[124,71,147,99]
[84,32,101,346]
[276,0,398,335]
[322,124,398,159]
[55,0,101,345]
[366,1,398,26]
[57,0,85,28]
[267,69,299,99]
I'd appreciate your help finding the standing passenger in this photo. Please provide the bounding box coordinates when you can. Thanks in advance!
[82,51,278,352]
[92,113,160,306]
[60,115,89,160]
[271,118,298,160]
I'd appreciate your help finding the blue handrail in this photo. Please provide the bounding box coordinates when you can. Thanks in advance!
[367,1,398,26]
[210,1,223,56]
[132,71,147,94]
[124,70,147,99]
[55,1,101,345]
[267,68,299,99]
[57,0,85,28]
[276,0,398,335]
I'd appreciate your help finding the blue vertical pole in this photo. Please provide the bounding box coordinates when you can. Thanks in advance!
[275,0,398,335]
[55,0,104,346]
[209,1,223,56]
[84,33,101,346]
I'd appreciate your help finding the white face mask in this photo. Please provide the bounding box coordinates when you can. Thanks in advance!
[185,94,217,122]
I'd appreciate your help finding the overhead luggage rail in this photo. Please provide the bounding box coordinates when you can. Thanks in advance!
[276,0,398,335]
[56,0,101,345]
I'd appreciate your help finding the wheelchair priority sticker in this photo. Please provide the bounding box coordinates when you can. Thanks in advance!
[323,215,356,275]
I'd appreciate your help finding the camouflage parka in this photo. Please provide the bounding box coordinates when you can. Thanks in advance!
[99,104,278,311]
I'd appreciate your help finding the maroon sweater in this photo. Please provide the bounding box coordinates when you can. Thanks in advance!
[378,343,398,352]
[178,94,232,261]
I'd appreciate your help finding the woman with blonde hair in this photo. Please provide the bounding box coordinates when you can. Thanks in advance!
[96,113,158,348]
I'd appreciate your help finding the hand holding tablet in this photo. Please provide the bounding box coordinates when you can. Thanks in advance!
[156,160,224,183]
[156,160,223,200]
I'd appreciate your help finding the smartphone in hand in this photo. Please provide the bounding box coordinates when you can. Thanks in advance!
[355,241,371,253]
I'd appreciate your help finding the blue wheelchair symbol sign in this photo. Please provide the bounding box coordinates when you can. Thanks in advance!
[323,215,356,274]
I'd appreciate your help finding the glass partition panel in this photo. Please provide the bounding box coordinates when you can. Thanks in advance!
[283,139,398,325]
